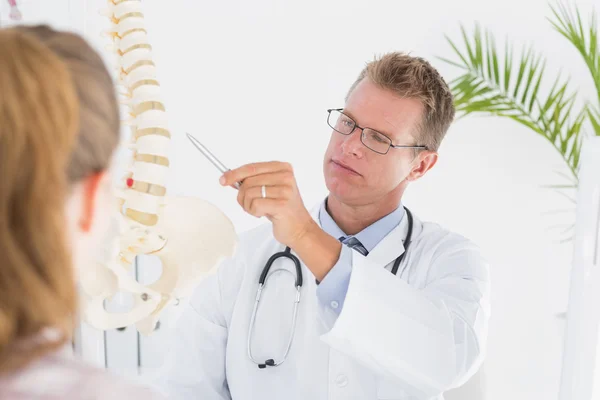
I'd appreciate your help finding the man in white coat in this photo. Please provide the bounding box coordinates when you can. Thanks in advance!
[162,52,490,400]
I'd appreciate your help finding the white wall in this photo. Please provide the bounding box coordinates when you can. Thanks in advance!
[6,0,598,399]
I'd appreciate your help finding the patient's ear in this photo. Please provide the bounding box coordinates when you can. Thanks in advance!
[78,172,107,232]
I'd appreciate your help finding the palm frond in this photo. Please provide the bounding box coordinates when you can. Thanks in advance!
[552,188,577,204]
[544,221,575,245]
[440,23,586,179]
[553,168,579,184]
[546,222,576,233]
[539,207,576,215]
[589,104,600,135]
[561,224,575,235]
[438,2,600,244]
[560,233,575,243]
[548,1,600,107]
[539,184,577,189]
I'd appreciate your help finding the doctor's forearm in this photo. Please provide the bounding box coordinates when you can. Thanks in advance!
[292,221,342,282]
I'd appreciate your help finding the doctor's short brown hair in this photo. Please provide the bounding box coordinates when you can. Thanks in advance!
[346,52,455,152]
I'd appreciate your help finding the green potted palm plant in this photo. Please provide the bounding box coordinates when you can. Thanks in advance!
[439,1,599,241]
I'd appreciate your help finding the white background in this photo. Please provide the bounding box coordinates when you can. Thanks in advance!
[2,0,599,398]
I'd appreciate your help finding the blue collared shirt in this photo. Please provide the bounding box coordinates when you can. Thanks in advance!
[316,198,405,314]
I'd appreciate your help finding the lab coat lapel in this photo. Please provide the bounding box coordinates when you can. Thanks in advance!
[366,212,409,268]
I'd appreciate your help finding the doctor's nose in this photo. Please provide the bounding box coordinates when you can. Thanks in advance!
[340,129,365,158]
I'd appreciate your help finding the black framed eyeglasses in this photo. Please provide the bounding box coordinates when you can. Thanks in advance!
[326,108,427,155]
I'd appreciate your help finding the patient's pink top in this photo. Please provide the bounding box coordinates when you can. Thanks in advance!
[0,346,165,399]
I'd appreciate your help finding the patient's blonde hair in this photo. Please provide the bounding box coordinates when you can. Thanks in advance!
[0,25,119,373]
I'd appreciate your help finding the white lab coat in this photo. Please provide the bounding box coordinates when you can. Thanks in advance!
[161,203,490,400]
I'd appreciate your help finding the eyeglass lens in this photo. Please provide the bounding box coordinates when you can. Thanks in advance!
[327,109,392,154]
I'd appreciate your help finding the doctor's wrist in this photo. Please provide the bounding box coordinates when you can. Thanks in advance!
[291,221,342,281]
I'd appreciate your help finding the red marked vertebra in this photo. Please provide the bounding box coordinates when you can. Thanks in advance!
[126,178,134,187]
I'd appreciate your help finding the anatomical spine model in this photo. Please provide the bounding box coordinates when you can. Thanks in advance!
[80,0,237,335]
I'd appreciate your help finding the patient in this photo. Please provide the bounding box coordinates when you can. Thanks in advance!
[0,25,164,399]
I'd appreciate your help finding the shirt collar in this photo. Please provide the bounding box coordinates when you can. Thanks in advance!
[318,197,405,253]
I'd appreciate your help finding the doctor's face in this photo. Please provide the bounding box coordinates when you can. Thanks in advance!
[323,78,435,206]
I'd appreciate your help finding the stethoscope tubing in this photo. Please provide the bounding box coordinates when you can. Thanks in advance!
[248,207,413,369]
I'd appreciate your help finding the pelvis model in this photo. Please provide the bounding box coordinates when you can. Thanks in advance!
[80,0,237,335]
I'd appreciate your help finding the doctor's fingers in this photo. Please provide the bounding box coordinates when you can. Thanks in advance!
[239,184,293,211]
[237,172,295,204]
[224,161,292,186]
[238,171,296,190]
[246,197,285,218]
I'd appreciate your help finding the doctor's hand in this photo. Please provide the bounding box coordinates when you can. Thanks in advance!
[220,161,315,248]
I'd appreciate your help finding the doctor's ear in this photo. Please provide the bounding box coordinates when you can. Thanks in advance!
[406,151,438,182]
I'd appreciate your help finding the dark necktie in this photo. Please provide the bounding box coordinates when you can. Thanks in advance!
[339,236,369,256]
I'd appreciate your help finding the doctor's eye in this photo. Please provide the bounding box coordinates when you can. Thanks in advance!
[327,110,355,135]
[364,130,391,144]
[340,117,354,128]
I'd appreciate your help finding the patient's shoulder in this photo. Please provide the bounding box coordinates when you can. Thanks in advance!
[0,347,165,399]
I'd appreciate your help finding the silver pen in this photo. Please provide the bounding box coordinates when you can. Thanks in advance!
[186,132,241,189]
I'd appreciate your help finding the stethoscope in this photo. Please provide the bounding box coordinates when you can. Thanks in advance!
[247,207,414,369]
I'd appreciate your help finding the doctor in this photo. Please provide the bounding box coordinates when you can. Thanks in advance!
[162,52,490,400]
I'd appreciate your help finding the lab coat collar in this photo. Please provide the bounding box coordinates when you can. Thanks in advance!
[367,214,409,267]
[309,201,417,268]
